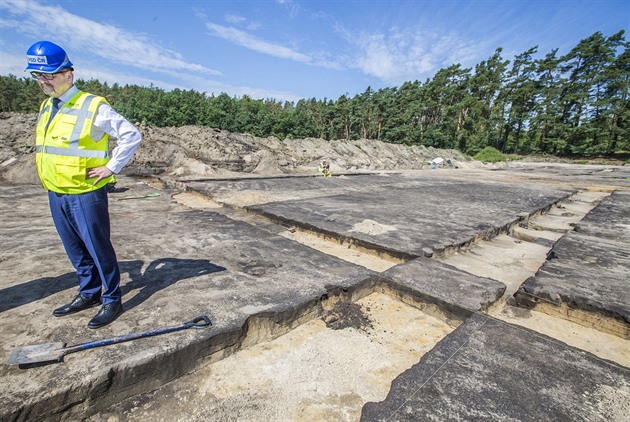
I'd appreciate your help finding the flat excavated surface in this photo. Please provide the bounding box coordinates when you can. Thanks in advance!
[361,313,630,421]
[187,173,572,258]
[1,163,629,421]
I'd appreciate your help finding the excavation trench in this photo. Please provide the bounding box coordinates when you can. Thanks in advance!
[435,188,630,366]
[91,279,465,421]
[92,188,480,421]
[173,186,629,360]
[89,185,628,421]
[173,186,627,344]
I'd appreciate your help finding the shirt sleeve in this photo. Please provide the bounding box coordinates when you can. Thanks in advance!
[93,103,142,174]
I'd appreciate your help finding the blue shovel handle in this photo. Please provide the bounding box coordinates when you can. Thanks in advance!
[64,316,212,355]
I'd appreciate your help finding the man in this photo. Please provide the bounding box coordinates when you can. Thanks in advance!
[318,159,331,177]
[26,41,142,328]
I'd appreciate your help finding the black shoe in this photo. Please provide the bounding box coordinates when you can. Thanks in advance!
[53,295,101,317]
[88,302,123,329]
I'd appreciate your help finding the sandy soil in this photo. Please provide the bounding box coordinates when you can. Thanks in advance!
[90,292,456,422]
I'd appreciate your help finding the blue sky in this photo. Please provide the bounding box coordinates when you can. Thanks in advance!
[1,0,628,102]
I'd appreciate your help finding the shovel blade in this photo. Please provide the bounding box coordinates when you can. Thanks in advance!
[7,342,66,366]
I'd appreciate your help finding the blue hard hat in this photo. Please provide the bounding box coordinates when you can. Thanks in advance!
[25,41,73,73]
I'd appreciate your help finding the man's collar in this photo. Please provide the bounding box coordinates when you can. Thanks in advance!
[57,85,79,104]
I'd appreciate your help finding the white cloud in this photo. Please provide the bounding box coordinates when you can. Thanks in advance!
[225,14,246,24]
[206,22,312,63]
[223,13,261,31]
[78,66,180,91]
[199,80,302,102]
[204,21,344,70]
[0,50,26,76]
[0,0,222,77]
[246,21,263,31]
[276,0,300,18]
[351,28,483,84]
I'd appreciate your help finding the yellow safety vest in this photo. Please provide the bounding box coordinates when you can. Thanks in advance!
[36,91,113,194]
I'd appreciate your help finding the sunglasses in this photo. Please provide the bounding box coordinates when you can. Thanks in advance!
[30,70,69,81]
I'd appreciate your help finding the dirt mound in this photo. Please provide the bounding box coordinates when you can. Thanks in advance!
[322,300,374,331]
[0,112,472,184]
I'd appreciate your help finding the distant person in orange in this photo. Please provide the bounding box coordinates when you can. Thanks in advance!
[26,40,142,328]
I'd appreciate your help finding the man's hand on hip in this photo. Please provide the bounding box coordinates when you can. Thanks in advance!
[87,166,114,185]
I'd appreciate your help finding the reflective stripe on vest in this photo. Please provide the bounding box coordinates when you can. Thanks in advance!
[35,144,109,158]
[61,94,96,147]
[39,102,51,119]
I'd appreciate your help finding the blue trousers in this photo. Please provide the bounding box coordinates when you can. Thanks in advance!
[48,187,121,305]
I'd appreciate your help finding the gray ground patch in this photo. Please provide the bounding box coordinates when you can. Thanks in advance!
[379,258,506,313]
[361,313,630,421]
[191,174,572,257]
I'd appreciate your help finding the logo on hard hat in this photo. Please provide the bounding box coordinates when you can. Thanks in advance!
[28,55,48,65]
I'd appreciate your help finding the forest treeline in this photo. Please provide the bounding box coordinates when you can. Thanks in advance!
[1,30,628,157]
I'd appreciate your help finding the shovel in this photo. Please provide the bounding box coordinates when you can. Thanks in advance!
[7,316,211,368]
